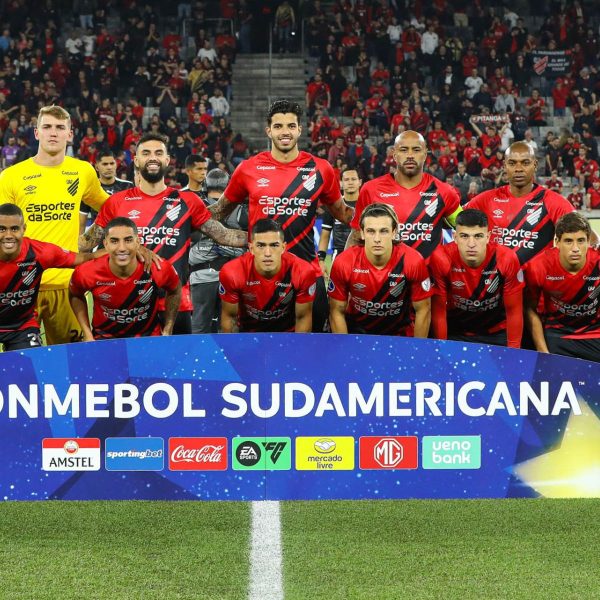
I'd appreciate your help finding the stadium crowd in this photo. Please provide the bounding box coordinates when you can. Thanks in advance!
[0,1,600,363]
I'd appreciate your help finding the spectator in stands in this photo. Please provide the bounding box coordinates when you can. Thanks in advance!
[197,40,218,65]
[526,89,546,126]
[452,162,474,205]
[495,86,516,114]
[274,1,296,54]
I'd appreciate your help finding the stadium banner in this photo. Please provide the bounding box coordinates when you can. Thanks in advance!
[0,334,598,501]
[531,50,571,76]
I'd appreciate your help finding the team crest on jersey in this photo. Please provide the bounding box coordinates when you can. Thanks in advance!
[139,287,153,303]
[389,279,406,297]
[526,205,543,225]
[66,178,80,197]
[257,178,270,187]
[589,286,600,299]
[303,173,317,191]
[280,291,293,303]
[424,199,439,216]
[486,275,500,294]
[166,204,181,221]
[22,268,37,285]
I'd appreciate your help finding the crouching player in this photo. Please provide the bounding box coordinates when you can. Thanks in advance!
[429,209,524,347]
[219,218,316,332]
[524,212,600,361]
[328,203,432,336]
[0,203,103,350]
[69,217,181,340]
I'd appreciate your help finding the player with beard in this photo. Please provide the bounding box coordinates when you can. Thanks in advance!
[328,203,432,336]
[466,141,576,266]
[80,150,133,232]
[209,99,354,332]
[346,130,461,262]
[524,212,600,362]
[79,133,247,334]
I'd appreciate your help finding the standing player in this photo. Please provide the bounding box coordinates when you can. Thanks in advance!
[181,154,208,199]
[70,217,181,340]
[209,99,354,332]
[328,203,432,336]
[80,150,133,233]
[429,209,524,348]
[466,141,575,266]
[347,130,461,262]
[524,212,600,362]
[0,105,109,345]
[317,168,361,273]
[79,133,247,334]
[219,219,316,333]
[0,204,102,351]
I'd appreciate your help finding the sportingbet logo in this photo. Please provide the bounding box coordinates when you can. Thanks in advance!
[359,436,418,470]
[232,437,291,471]
[105,437,164,471]
[422,436,481,469]
[168,437,227,471]
[42,438,101,471]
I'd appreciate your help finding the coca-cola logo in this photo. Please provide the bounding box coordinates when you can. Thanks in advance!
[168,437,228,471]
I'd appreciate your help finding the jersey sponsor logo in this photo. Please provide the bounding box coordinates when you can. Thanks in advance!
[493,197,509,202]
[246,280,260,286]
[546,275,564,281]
[125,196,143,201]
[23,174,41,180]
[419,192,437,197]
[276,282,291,288]
[139,225,181,246]
[25,201,75,223]
[256,165,276,170]
[66,178,80,197]
[296,167,315,172]
[257,177,270,187]
[62,170,78,176]
[493,226,539,250]
[398,221,434,243]
[0,287,36,306]
[353,268,369,273]
[17,261,36,267]
[96,280,116,286]
[380,192,399,198]
[258,195,311,217]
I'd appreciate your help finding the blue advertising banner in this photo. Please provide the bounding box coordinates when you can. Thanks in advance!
[0,334,598,501]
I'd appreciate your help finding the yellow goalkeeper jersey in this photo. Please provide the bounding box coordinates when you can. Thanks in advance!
[0,156,109,289]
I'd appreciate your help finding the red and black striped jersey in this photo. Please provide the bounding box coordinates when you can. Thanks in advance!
[524,247,600,339]
[429,242,524,336]
[69,255,180,339]
[218,252,317,332]
[95,186,211,311]
[224,151,341,274]
[328,244,432,336]
[0,238,76,331]
[466,184,574,265]
[350,173,460,261]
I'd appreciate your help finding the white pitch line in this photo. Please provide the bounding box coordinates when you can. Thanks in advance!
[249,500,283,600]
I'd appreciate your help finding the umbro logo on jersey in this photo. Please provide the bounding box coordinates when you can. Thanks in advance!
[424,199,439,216]
[526,206,543,225]
[166,204,181,221]
[22,268,37,285]
[67,178,80,197]
[452,280,465,287]
[24,185,36,193]
[99,293,112,300]
[353,283,366,290]
[257,178,270,187]
[128,210,141,219]
[139,287,154,303]
[493,209,504,216]
[303,173,317,191]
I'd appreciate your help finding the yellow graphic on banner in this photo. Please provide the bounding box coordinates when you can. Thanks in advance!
[295,437,355,470]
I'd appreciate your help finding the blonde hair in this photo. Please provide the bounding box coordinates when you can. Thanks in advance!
[37,105,71,126]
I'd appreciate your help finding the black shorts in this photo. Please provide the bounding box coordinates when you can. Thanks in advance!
[0,327,43,351]
[449,330,507,347]
[545,330,600,363]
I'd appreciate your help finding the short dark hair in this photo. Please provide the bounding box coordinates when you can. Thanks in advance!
[184,154,208,168]
[0,203,23,219]
[456,209,489,229]
[267,99,303,125]
[359,203,399,232]
[137,132,169,148]
[555,212,591,240]
[341,168,360,180]
[96,150,116,162]
[205,168,229,192]
[251,218,284,239]
[104,217,138,237]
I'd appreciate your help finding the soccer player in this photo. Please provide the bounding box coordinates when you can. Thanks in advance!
[189,168,247,333]
[524,212,600,362]
[429,209,524,348]
[80,150,133,232]
[317,168,361,273]
[181,154,208,199]
[0,204,102,351]
[0,105,109,345]
[209,99,354,332]
[70,217,181,340]
[219,219,316,333]
[466,141,575,266]
[328,203,432,336]
[79,133,247,334]
[347,130,461,261]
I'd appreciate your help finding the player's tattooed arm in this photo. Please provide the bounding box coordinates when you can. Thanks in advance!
[344,228,362,250]
[200,218,248,248]
[220,301,239,333]
[208,194,237,222]
[161,282,182,335]
[78,223,104,252]
[328,198,354,225]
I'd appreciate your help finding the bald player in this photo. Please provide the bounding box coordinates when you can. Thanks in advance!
[466,141,576,266]
[347,130,461,262]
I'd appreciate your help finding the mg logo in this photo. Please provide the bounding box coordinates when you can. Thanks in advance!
[374,438,403,468]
